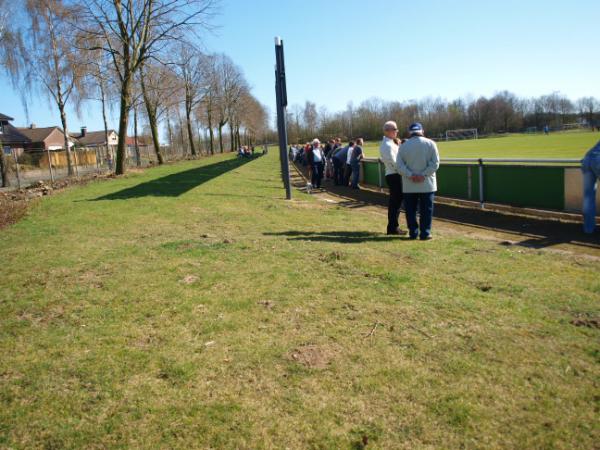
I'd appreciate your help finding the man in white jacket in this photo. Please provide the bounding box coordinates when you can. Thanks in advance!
[396,122,440,240]
[379,121,407,235]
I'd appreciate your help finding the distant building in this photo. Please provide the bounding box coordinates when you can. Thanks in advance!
[16,124,75,150]
[70,127,119,148]
[0,113,31,155]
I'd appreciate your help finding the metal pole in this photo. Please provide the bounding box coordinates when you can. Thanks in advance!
[478,158,484,209]
[12,148,21,189]
[46,147,55,183]
[378,159,383,191]
[467,166,472,199]
[274,37,292,200]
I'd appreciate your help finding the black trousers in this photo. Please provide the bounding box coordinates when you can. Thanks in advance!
[311,162,324,188]
[385,174,403,232]
[344,164,352,186]
[332,159,344,185]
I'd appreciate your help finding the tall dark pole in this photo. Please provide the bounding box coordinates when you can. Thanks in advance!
[275,37,292,200]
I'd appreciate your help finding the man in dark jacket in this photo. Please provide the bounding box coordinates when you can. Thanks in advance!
[332,142,350,186]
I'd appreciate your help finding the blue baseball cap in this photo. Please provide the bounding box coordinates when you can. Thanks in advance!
[408,122,423,133]
[408,122,424,134]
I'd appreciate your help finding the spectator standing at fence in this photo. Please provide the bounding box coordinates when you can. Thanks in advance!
[309,138,325,189]
[581,139,600,233]
[344,140,355,186]
[350,138,364,189]
[380,121,407,235]
[324,139,335,179]
[397,123,440,240]
[331,143,348,186]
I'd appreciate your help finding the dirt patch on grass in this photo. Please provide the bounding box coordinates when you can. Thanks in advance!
[180,275,199,284]
[570,317,600,329]
[0,173,120,229]
[0,192,29,229]
[289,344,338,369]
[319,251,344,263]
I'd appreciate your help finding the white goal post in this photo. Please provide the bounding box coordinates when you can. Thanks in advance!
[445,128,478,141]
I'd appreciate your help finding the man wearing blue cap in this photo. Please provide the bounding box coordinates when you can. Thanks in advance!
[396,123,440,240]
[581,139,600,233]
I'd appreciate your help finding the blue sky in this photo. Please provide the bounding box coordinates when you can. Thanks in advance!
[2,0,599,133]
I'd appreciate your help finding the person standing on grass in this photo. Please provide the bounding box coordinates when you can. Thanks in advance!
[331,143,348,186]
[309,138,325,189]
[397,122,440,240]
[380,121,407,235]
[581,139,600,233]
[350,137,364,189]
[344,140,355,186]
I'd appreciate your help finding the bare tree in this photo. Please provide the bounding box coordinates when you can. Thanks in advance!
[577,97,600,128]
[140,62,180,164]
[173,45,209,157]
[82,0,216,174]
[8,0,87,176]
[199,54,219,154]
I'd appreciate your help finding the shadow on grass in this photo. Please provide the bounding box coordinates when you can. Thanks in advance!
[264,230,402,244]
[292,162,600,251]
[93,156,256,200]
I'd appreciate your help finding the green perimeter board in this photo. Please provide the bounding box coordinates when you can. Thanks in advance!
[362,160,384,187]
[482,165,564,210]
[436,165,474,200]
[362,161,565,210]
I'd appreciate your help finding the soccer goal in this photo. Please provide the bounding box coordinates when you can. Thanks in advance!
[445,128,478,141]
[560,123,584,131]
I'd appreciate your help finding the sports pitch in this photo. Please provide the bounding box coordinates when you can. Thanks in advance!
[363,130,600,160]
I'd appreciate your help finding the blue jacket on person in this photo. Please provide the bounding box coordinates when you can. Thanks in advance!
[332,146,349,162]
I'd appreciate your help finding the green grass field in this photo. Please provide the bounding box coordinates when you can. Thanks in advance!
[363,130,600,159]
[1,152,599,448]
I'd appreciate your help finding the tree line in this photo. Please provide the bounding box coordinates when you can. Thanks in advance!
[287,92,600,144]
[0,0,270,176]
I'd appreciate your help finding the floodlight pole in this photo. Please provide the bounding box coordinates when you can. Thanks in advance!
[274,36,292,200]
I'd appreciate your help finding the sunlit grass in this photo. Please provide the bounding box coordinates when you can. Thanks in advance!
[1,152,598,448]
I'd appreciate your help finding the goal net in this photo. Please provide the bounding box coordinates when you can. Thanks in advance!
[445,128,478,141]
[559,123,584,131]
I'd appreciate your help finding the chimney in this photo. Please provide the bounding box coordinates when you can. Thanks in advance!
[81,126,87,137]
[30,123,36,129]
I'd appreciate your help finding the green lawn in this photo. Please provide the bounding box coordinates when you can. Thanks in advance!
[1,152,598,449]
[363,130,600,159]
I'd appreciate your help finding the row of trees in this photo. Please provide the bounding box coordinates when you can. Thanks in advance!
[287,92,600,144]
[0,0,269,177]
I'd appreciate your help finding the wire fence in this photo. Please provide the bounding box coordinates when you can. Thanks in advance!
[0,144,201,190]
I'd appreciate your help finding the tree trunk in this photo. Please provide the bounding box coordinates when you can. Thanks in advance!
[99,76,110,159]
[207,109,214,154]
[57,99,74,176]
[166,112,174,150]
[185,99,197,157]
[229,121,235,152]
[0,139,8,187]
[116,75,132,175]
[141,74,164,165]
[218,123,225,153]
[148,113,163,164]
[133,105,141,166]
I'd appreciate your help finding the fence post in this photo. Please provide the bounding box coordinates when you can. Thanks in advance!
[72,148,79,177]
[478,158,484,209]
[467,166,472,200]
[46,148,55,183]
[95,148,101,173]
[12,148,21,189]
